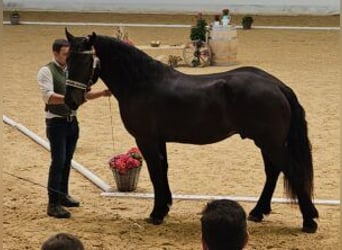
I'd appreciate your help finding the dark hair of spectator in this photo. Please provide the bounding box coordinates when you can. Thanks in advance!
[201,199,247,250]
[41,233,84,250]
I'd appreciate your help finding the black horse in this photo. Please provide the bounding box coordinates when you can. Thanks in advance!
[64,29,319,233]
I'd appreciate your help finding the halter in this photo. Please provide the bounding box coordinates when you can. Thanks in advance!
[66,49,98,90]
[65,79,88,90]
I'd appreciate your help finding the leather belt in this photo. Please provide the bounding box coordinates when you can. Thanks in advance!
[47,116,76,123]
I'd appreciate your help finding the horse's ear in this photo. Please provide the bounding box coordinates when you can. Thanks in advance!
[65,27,74,42]
[88,32,97,45]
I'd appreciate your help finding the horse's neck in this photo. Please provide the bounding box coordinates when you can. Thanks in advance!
[99,73,123,100]
[97,41,167,95]
[99,63,139,101]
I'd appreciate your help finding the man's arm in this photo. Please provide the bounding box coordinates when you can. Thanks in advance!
[37,66,65,104]
[48,93,65,104]
[85,89,111,100]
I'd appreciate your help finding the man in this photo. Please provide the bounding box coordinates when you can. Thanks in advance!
[41,232,84,250]
[201,199,249,250]
[37,39,110,218]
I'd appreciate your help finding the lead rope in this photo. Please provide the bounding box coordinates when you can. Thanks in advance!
[108,97,115,152]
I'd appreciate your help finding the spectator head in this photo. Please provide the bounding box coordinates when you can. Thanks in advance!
[41,232,84,250]
[201,199,248,250]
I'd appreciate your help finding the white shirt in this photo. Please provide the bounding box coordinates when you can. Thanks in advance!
[37,59,77,119]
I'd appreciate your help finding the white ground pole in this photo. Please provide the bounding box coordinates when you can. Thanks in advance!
[3,115,111,192]
[2,21,340,31]
[3,115,340,206]
[101,192,340,206]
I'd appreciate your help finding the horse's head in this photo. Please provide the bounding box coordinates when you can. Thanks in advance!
[64,28,97,110]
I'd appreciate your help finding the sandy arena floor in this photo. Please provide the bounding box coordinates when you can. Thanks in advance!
[3,12,340,249]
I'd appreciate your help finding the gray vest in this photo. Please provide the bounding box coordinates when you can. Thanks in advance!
[45,62,71,116]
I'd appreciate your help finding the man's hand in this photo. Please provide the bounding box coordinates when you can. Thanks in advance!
[102,89,112,97]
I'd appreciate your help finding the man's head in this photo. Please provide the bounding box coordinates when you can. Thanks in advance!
[201,199,248,250]
[41,233,84,250]
[52,39,70,66]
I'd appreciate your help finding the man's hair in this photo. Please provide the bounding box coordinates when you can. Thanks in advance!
[201,199,247,250]
[52,39,70,53]
[41,233,84,250]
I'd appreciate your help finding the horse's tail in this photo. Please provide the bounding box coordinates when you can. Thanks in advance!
[280,85,314,201]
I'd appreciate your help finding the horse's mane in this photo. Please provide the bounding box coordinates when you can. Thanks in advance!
[94,35,172,88]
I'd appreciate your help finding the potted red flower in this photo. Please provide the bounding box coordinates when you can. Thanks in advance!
[109,147,143,192]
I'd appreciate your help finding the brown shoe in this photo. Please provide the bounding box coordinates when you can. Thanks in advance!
[61,195,80,207]
[47,203,71,218]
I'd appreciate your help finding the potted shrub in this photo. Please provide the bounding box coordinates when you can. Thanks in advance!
[190,12,208,42]
[241,15,253,29]
[9,10,20,25]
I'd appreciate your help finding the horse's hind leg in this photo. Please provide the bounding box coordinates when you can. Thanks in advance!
[270,149,318,233]
[282,160,319,233]
[136,139,171,225]
[296,188,319,233]
[249,151,280,222]
[257,147,318,233]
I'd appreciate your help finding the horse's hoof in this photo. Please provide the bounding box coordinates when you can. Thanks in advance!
[302,220,318,233]
[248,214,263,222]
[146,216,163,225]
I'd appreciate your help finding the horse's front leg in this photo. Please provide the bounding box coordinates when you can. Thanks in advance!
[159,141,172,208]
[136,139,171,225]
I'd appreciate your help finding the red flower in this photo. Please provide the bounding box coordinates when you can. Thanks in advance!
[214,15,220,21]
[128,147,143,161]
[109,147,143,174]
[127,147,141,155]
[126,157,141,169]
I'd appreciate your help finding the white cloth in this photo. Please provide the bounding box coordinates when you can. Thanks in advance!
[37,59,76,119]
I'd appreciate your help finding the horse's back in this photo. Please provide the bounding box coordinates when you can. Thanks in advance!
[176,66,292,145]
[150,66,292,146]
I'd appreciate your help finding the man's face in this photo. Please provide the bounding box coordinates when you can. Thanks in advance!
[54,46,70,66]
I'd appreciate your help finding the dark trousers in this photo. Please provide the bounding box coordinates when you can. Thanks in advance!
[46,117,79,204]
